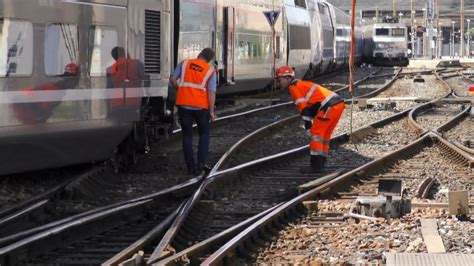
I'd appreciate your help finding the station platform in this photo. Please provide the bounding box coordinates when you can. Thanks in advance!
[408,58,474,68]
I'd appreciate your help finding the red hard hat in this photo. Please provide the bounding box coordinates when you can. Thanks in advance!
[276,66,295,78]
[469,85,474,92]
[64,63,79,75]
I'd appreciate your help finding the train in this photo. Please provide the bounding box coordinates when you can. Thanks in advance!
[0,0,363,176]
[362,17,410,66]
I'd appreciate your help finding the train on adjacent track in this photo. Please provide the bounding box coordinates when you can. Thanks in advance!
[0,0,368,176]
[362,17,410,66]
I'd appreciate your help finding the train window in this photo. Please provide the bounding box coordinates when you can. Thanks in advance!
[289,25,311,50]
[375,28,389,36]
[294,0,306,9]
[0,19,33,77]
[45,24,79,76]
[88,26,118,77]
[145,10,161,74]
[392,28,405,37]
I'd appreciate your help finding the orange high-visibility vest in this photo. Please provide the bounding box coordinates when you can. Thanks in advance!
[288,80,339,113]
[176,59,215,109]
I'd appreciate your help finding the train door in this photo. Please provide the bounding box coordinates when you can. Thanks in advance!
[223,6,235,84]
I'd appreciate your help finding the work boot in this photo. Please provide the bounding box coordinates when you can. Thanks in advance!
[198,163,212,173]
[299,155,325,173]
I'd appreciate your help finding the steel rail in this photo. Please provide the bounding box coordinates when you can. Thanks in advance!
[347,67,403,99]
[145,106,416,265]
[101,202,184,266]
[0,66,390,264]
[407,100,439,135]
[0,167,107,238]
[408,99,471,136]
[0,177,200,264]
[406,70,459,134]
[155,204,283,266]
[436,105,472,133]
[332,67,384,94]
[209,114,300,175]
[202,132,473,265]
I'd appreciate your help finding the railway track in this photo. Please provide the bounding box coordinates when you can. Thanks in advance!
[0,67,387,264]
[408,100,469,134]
[0,65,391,242]
[0,104,418,264]
[335,68,400,99]
[0,181,194,265]
[438,106,474,155]
[443,75,473,98]
[201,133,473,265]
[374,70,451,99]
[215,67,382,116]
[0,103,298,246]
[140,108,421,265]
[0,67,461,265]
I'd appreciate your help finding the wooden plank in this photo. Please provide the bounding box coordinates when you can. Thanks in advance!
[420,219,446,253]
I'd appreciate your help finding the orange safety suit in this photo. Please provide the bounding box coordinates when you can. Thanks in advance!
[176,59,216,109]
[288,80,345,157]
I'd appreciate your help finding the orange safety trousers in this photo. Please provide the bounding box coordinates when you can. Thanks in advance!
[309,102,345,156]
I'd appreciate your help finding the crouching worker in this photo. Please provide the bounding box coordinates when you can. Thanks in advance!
[275,66,345,173]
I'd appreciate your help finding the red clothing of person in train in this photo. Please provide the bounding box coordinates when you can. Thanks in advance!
[276,66,345,173]
[13,63,79,124]
[107,47,144,108]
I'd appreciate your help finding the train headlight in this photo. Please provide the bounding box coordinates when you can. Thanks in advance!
[375,43,386,50]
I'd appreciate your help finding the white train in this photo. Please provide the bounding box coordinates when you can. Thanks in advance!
[0,0,362,176]
[362,17,409,66]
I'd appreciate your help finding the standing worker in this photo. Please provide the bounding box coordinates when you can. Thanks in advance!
[169,48,217,176]
[275,66,345,173]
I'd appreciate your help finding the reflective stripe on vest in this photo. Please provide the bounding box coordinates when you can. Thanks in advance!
[178,60,215,91]
[291,81,339,115]
[176,59,215,109]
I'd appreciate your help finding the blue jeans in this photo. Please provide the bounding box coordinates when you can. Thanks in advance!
[177,107,210,171]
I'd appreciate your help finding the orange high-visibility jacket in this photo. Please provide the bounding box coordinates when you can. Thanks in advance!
[288,80,339,114]
[176,59,216,109]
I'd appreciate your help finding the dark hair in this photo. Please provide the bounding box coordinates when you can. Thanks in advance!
[111,47,126,61]
[198,48,215,62]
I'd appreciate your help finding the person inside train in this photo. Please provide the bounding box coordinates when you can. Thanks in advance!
[275,66,345,173]
[106,46,145,114]
[13,63,79,124]
[169,48,217,177]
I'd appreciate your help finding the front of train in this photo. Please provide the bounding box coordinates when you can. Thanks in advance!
[372,22,409,66]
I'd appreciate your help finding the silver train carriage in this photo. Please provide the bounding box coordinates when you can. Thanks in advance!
[0,0,173,175]
[362,22,409,66]
[0,0,361,176]
[176,0,363,93]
